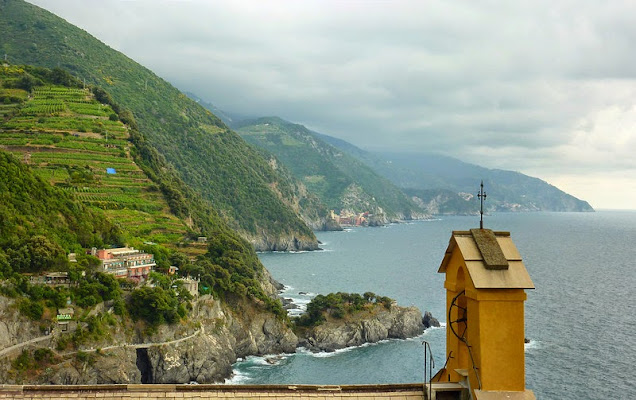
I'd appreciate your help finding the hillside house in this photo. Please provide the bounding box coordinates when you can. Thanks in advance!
[30,272,71,287]
[96,247,156,280]
[56,306,76,333]
[180,277,199,298]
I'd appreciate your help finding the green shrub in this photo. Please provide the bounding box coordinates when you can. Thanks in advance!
[127,286,179,326]
[18,298,43,321]
[12,350,34,372]
[33,348,54,363]
[294,292,395,327]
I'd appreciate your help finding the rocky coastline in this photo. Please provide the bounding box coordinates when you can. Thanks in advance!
[0,281,438,384]
[248,233,322,252]
[297,305,439,353]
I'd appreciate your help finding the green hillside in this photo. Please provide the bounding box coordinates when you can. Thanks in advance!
[0,64,286,318]
[0,148,121,276]
[0,64,192,246]
[0,0,318,250]
[235,117,423,220]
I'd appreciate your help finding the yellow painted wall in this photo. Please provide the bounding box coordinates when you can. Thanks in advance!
[469,289,527,391]
[440,242,529,394]
[441,250,474,383]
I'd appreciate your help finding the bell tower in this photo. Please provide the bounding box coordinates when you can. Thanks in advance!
[437,228,536,399]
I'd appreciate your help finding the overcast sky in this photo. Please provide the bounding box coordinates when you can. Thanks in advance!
[28,0,636,210]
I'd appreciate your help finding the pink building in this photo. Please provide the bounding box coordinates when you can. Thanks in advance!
[97,247,156,280]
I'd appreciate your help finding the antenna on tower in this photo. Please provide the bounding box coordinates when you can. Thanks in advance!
[478,180,487,229]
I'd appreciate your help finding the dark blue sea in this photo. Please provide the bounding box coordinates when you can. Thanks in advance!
[228,211,636,400]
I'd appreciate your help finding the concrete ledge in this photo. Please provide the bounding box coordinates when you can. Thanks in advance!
[474,389,536,400]
[0,383,427,400]
[128,384,177,391]
[0,385,23,392]
[3,383,426,393]
[23,384,124,391]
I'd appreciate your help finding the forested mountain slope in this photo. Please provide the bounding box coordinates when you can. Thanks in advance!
[235,117,425,222]
[0,0,322,250]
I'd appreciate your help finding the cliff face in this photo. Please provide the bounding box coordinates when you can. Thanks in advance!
[298,305,425,352]
[0,297,44,350]
[0,292,432,384]
[248,233,321,252]
[142,297,297,384]
[0,295,297,385]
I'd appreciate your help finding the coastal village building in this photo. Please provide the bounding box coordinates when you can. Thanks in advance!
[29,272,71,287]
[180,277,199,298]
[56,306,75,333]
[95,247,156,280]
[329,210,370,226]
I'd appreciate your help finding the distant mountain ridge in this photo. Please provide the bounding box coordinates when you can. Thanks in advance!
[234,116,426,223]
[187,89,593,215]
[317,135,594,213]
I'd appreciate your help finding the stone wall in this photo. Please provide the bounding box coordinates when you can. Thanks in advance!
[0,384,426,400]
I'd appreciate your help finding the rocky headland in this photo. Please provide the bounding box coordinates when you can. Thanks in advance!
[297,305,439,352]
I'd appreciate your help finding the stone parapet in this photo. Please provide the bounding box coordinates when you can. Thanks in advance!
[0,383,425,399]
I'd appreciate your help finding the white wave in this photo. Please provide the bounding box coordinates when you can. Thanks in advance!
[427,324,445,331]
[524,339,540,351]
[297,337,402,358]
[233,353,294,368]
[290,296,312,303]
[247,355,273,366]
[296,345,355,358]
[223,369,251,384]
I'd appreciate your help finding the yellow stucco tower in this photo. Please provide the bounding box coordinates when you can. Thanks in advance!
[437,229,536,400]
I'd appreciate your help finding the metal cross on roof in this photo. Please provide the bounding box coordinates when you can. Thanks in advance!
[478,180,487,229]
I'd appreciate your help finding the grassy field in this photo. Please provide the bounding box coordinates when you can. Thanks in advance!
[0,77,190,247]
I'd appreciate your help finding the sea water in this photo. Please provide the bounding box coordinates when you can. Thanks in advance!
[229,211,636,400]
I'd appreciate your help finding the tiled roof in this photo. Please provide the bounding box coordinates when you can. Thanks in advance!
[438,229,534,289]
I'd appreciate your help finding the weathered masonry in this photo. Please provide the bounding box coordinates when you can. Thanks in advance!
[0,384,426,400]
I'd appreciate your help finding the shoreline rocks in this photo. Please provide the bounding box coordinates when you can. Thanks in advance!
[297,305,428,353]
[0,289,438,384]
[422,311,440,329]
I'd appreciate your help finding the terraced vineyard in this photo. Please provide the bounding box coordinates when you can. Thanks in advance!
[0,65,188,245]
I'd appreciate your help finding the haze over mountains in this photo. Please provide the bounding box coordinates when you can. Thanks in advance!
[0,0,593,259]
[189,96,593,215]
